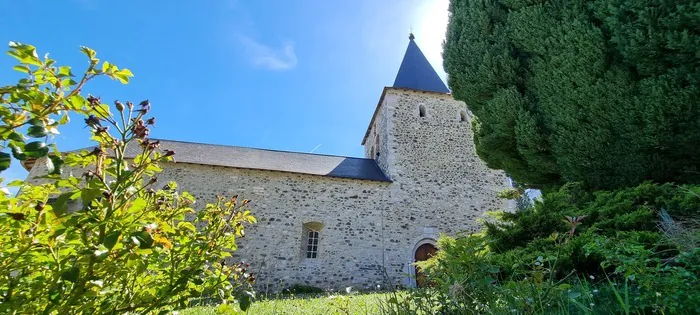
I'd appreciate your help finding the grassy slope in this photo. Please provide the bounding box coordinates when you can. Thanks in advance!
[181,293,388,315]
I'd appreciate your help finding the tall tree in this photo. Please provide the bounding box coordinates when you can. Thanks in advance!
[444,0,700,190]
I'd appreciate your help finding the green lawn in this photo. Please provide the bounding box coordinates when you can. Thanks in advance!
[181,292,390,315]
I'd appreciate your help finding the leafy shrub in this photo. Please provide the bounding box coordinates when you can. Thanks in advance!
[486,182,698,253]
[0,44,256,313]
[400,182,700,314]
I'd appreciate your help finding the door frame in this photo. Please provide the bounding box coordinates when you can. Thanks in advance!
[406,237,438,288]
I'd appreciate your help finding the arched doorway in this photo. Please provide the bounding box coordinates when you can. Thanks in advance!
[414,243,438,287]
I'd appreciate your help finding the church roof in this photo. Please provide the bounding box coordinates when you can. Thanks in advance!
[122,139,391,182]
[361,34,452,145]
[392,33,450,94]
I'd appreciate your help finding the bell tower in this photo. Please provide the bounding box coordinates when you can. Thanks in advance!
[362,34,510,287]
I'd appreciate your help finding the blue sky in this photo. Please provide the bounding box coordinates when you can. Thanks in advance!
[0,0,450,183]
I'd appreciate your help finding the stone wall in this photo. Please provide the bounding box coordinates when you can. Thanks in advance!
[364,88,510,286]
[155,164,392,292]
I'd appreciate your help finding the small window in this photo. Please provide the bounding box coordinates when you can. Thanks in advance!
[301,222,323,259]
[375,134,380,157]
[306,230,319,258]
[370,146,375,158]
[419,105,426,117]
[460,110,467,122]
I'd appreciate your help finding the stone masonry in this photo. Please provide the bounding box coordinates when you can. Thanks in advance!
[363,88,509,286]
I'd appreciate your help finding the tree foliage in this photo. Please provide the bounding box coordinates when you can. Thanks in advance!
[0,44,256,313]
[0,42,133,173]
[411,182,700,314]
[444,0,700,190]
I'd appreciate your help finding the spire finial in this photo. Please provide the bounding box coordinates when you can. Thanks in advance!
[408,32,415,40]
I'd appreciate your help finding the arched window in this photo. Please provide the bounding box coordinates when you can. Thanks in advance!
[301,222,324,259]
[460,110,467,122]
[419,105,426,117]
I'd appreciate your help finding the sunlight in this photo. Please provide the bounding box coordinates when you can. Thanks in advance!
[413,0,449,79]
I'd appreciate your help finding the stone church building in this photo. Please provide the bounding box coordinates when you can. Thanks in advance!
[26,35,509,292]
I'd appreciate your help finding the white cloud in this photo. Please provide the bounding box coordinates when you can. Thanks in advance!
[239,35,297,70]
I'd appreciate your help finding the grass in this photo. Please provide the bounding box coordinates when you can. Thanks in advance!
[180,292,390,315]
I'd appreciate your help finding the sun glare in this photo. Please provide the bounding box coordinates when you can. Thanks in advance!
[413,0,449,77]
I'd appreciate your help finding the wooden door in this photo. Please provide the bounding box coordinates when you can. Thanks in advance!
[414,243,438,287]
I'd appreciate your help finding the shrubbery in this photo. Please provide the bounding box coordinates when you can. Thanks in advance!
[433,1,700,311]
[0,44,256,313]
[408,182,699,314]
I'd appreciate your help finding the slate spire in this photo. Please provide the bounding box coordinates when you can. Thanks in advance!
[392,33,450,94]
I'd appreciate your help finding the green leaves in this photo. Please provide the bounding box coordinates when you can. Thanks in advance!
[130,230,154,249]
[80,46,97,64]
[177,221,196,233]
[47,155,64,175]
[101,61,112,73]
[13,64,30,74]
[1,43,123,176]
[100,60,134,84]
[23,141,48,158]
[58,65,72,77]
[61,266,80,283]
[238,291,254,311]
[8,41,42,66]
[113,68,133,84]
[27,118,45,127]
[50,192,73,216]
[1,43,256,314]
[80,186,101,206]
[103,231,121,250]
[27,125,48,137]
[0,152,10,171]
[10,144,25,160]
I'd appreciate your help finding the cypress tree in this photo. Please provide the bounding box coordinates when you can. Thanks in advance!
[444,0,700,190]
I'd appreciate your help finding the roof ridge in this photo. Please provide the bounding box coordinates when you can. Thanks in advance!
[149,138,374,161]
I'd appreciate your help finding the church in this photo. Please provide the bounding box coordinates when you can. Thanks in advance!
[25,34,509,292]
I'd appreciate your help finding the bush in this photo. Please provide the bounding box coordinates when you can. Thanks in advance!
[0,44,256,313]
[402,182,700,314]
[485,182,698,253]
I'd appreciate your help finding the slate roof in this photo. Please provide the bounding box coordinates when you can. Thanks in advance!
[392,34,450,94]
[361,35,452,145]
[121,139,391,182]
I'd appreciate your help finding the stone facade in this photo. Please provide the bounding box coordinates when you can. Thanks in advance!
[151,164,392,293]
[26,88,509,292]
[363,88,509,286]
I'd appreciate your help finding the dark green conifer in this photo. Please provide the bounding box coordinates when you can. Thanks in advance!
[444,0,700,190]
